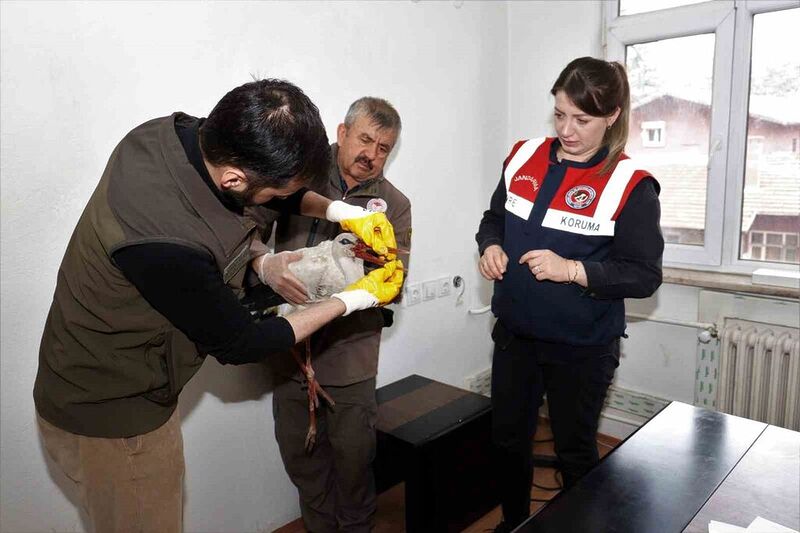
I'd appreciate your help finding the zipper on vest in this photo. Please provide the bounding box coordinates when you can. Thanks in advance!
[306,218,320,247]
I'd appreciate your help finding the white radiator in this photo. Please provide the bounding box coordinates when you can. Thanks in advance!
[716,319,800,430]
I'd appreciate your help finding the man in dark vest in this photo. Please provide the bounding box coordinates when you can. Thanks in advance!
[33,79,401,532]
[255,97,411,532]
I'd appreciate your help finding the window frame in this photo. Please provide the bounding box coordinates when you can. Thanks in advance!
[722,0,799,274]
[604,0,800,274]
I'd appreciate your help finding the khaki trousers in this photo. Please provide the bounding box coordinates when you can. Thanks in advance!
[37,409,184,533]
[274,378,378,533]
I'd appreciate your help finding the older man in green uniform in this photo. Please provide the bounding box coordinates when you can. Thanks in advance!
[256,97,411,532]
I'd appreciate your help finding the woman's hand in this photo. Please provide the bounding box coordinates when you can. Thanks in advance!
[519,249,574,283]
[479,244,509,281]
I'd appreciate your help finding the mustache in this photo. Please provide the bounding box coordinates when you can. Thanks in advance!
[355,155,373,170]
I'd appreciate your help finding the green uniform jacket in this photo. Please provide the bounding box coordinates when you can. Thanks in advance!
[34,113,255,438]
[255,143,412,386]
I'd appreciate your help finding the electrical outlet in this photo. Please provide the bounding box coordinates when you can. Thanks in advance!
[437,277,451,297]
[422,280,438,301]
[405,283,421,306]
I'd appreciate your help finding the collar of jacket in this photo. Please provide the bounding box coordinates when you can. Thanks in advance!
[161,112,255,256]
[549,137,610,169]
[329,143,385,199]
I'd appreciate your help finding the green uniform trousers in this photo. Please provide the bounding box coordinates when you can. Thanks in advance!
[273,377,377,533]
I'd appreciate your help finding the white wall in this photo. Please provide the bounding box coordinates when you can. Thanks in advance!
[0,1,508,531]
[507,0,606,143]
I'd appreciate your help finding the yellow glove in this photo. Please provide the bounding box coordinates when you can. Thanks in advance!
[340,213,397,259]
[325,200,397,258]
[345,259,405,305]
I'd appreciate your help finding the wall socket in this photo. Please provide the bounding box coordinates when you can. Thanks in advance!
[405,282,421,306]
[403,275,454,307]
[437,277,451,297]
[422,280,438,301]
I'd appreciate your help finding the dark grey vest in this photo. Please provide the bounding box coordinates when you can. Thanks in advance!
[35,113,255,437]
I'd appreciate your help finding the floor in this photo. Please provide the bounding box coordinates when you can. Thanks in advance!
[273,418,620,533]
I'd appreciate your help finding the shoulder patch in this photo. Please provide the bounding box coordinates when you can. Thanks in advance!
[366,198,388,213]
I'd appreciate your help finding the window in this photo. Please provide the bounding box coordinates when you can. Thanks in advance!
[746,136,764,159]
[744,231,799,263]
[738,8,800,265]
[641,120,666,148]
[625,34,715,247]
[606,0,800,274]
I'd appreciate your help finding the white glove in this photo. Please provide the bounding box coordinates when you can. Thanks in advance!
[255,251,309,305]
[331,289,378,316]
[325,200,370,222]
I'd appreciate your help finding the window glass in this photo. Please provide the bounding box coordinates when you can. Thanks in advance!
[739,9,800,265]
[619,0,707,16]
[626,34,715,246]
[766,247,782,261]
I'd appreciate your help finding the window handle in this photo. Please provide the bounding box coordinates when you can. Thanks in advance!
[708,137,723,167]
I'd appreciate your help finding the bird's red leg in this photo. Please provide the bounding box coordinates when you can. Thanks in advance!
[292,338,336,452]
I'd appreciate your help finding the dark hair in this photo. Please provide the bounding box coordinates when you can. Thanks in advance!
[200,79,329,189]
[550,57,630,175]
[344,97,402,133]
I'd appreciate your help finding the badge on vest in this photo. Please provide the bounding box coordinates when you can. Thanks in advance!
[366,198,387,213]
[565,185,596,210]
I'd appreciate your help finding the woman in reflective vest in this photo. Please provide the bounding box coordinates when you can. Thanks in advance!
[475,56,664,532]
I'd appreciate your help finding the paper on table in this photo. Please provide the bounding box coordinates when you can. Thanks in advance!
[709,520,748,533]
[746,516,799,533]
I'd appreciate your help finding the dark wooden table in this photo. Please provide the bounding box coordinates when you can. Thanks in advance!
[373,374,498,532]
[516,401,800,533]
[683,424,800,531]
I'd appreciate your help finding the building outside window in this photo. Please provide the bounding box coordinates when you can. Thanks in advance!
[607,0,800,272]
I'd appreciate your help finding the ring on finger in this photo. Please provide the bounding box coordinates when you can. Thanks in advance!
[533,265,541,274]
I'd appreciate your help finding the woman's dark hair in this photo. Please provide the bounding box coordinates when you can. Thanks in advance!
[200,79,329,189]
[551,57,630,174]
